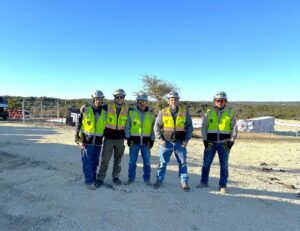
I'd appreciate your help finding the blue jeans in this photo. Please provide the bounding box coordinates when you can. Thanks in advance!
[200,143,229,187]
[81,144,101,185]
[156,141,188,184]
[128,144,151,181]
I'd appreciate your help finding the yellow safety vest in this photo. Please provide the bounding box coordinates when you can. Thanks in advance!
[105,103,128,130]
[207,107,234,141]
[81,106,106,136]
[162,107,186,132]
[161,107,186,141]
[129,110,155,137]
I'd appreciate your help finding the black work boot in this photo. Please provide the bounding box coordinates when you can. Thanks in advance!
[144,180,152,186]
[153,181,162,189]
[95,180,103,188]
[196,182,208,188]
[113,178,122,185]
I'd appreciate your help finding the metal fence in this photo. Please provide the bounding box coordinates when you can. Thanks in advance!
[9,100,69,124]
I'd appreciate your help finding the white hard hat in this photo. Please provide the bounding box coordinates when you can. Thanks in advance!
[136,91,148,101]
[214,91,227,101]
[113,89,126,97]
[167,91,180,99]
[92,90,104,98]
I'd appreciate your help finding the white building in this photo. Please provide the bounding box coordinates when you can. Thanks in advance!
[237,116,275,133]
[193,116,275,133]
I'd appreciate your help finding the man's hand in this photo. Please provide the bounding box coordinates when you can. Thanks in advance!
[181,141,188,148]
[127,138,134,147]
[147,140,154,149]
[203,140,214,150]
[159,140,167,148]
[226,141,234,150]
[203,140,209,149]
[80,104,86,113]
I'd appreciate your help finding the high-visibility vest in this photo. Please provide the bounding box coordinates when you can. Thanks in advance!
[81,106,106,136]
[105,103,128,130]
[207,107,234,141]
[129,110,155,137]
[162,107,186,131]
[161,107,186,140]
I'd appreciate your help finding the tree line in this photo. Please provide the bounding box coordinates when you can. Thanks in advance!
[3,96,300,120]
[3,75,300,120]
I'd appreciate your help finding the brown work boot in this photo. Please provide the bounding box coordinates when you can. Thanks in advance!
[219,187,226,194]
[181,182,190,192]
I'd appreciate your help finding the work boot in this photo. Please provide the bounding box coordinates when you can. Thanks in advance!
[125,179,134,185]
[86,183,96,190]
[196,182,208,188]
[95,180,103,188]
[144,180,152,186]
[181,182,190,192]
[219,187,226,194]
[153,181,161,189]
[113,178,122,185]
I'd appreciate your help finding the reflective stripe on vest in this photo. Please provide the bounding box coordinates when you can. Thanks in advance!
[161,107,186,132]
[207,108,234,135]
[129,110,155,137]
[81,106,106,136]
[105,103,128,130]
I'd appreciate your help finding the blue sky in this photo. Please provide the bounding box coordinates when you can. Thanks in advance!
[1,0,299,101]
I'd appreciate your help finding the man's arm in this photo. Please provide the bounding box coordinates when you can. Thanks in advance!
[124,110,132,139]
[150,111,156,141]
[154,111,164,141]
[184,110,193,143]
[75,106,85,134]
[231,114,238,141]
[201,113,208,140]
[75,106,85,142]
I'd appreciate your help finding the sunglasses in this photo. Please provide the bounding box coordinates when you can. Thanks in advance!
[215,99,225,103]
[137,101,146,104]
[115,96,124,99]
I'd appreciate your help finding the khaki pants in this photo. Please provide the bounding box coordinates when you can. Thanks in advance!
[97,138,125,181]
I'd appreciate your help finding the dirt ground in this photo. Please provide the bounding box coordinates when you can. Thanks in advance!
[0,121,299,231]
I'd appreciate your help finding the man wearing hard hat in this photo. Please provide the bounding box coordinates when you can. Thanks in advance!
[75,90,106,190]
[153,91,193,192]
[125,91,155,186]
[95,89,129,187]
[197,91,238,194]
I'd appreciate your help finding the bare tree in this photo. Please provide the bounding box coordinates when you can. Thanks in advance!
[141,75,179,109]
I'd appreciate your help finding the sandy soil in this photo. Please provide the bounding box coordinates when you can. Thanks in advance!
[0,121,299,231]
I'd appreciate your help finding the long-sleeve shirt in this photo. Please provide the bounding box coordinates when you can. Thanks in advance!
[201,105,238,142]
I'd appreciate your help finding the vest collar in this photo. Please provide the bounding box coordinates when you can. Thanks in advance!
[169,106,178,113]
[213,105,226,112]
